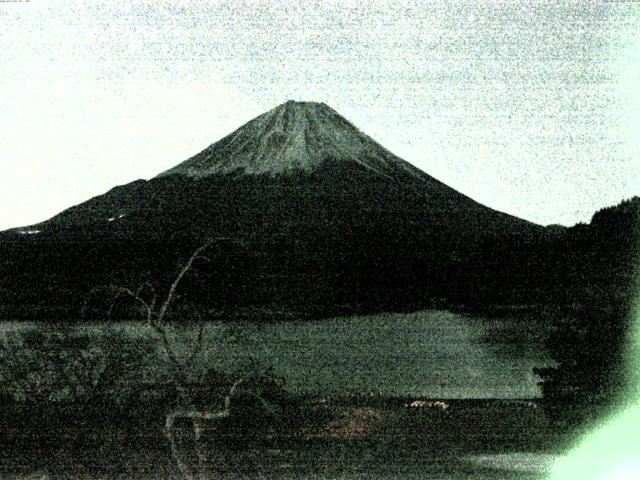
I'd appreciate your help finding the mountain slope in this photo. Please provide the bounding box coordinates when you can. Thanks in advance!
[10,101,537,236]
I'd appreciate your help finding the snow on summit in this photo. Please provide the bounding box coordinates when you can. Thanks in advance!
[158,100,425,180]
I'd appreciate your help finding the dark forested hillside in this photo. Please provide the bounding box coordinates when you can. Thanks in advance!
[535,196,639,426]
[0,102,636,322]
[0,162,545,321]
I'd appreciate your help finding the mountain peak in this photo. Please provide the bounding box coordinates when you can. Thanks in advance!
[158,101,424,179]
[279,99,328,108]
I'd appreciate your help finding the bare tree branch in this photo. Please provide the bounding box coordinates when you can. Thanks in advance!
[155,241,214,326]
[119,287,153,321]
[102,240,268,480]
[163,377,245,480]
[224,379,243,411]
[184,309,205,370]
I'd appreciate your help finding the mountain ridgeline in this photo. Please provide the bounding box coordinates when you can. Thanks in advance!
[0,101,637,321]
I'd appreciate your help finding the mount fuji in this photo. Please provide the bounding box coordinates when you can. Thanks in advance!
[0,101,548,320]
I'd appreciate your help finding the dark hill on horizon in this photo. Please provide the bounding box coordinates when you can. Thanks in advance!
[0,101,634,321]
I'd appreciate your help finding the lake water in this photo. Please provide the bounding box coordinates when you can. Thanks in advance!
[0,309,555,399]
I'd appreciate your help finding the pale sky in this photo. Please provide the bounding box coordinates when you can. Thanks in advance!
[1,0,639,230]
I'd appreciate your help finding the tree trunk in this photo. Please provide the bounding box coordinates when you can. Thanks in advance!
[164,408,231,480]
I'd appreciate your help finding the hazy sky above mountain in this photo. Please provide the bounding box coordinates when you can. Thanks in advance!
[1,0,638,229]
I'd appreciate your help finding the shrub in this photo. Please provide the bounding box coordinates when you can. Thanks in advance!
[0,324,159,405]
[198,359,290,437]
[535,299,631,427]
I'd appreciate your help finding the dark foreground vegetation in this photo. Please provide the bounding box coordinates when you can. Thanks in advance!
[533,197,639,430]
[0,392,560,479]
